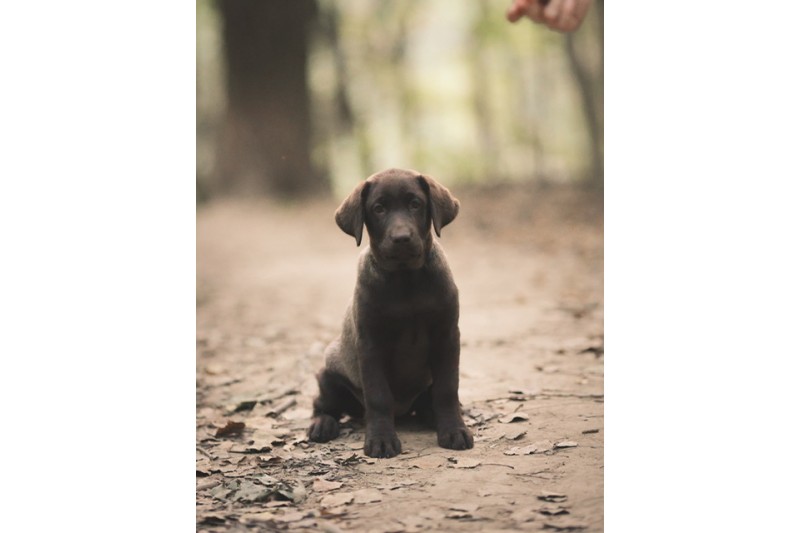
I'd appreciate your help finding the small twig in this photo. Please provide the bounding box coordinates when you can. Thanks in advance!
[484,395,535,402]
[397,451,438,461]
[196,446,214,459]
[510,469,555,479]
[268,397,297,417]
[196,479,220,491]
[540,391,604,399]
[481,463,515,470]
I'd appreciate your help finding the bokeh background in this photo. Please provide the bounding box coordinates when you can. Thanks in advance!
[196,2,604,528]
[196,0,603,200]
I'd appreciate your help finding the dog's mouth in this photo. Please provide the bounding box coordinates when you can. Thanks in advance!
[381,252,424,270]
[385,252,421,262]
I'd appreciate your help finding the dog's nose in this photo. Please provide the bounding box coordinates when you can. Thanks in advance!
[391,230,412,244]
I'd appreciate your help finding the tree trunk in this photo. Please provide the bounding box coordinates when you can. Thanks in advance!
[215,0,327,198]
[564,0,603,187]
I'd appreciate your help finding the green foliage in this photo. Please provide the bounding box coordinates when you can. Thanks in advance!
[197,0,603,194]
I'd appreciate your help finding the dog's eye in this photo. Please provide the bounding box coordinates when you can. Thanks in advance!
[409,198,422,210]
[373,204,386,215]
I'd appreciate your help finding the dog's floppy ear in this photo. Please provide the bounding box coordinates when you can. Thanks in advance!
[335,181,371,246]
[417,175,459,237]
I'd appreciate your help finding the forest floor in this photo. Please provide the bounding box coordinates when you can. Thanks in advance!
[196,182,604,532]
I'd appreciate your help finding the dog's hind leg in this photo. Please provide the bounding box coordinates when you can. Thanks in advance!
[308,369,363,442]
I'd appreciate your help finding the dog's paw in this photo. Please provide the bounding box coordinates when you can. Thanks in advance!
[364,430,402,458]
[308,414,340,443]
[437,426,474,450]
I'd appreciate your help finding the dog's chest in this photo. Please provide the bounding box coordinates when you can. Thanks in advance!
[387,316,433,409]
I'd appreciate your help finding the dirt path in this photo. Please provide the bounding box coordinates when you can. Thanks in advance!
[197,183,604,532]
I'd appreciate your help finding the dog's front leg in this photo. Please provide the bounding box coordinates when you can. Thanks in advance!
[431,323,474,450]
[358,339,402,458]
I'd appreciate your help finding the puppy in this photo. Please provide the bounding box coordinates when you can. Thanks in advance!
[308,168,473,458]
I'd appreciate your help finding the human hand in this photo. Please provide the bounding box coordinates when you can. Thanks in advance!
[507,0,593,33]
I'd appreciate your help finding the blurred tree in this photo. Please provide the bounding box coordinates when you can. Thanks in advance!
[215,0,328,198]
[565,0,603,186]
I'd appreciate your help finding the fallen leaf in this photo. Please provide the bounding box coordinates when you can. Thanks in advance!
[352,488,383,503]
[291,433,309,446]
[539,504,570,516]
[376,522,407,533]
[531,440,555,453]
[537,365,560,374]
[288,482,307,504]
[554,441,578,449]
[198,514,226,526]
[234,480,271,502]
[221,467,254,478]
[538,490,568,503]
[408,455,447,469]
[209,483,234,500]
[337,453,362,466]
[215,420,245,438]
[228,399,258,414]
[499,413,530,424]
[505,429,528,440]
[378,480,418,491]
[245,419,275,434]
[399,515,428,530]
[196,479,220,491]
[450,503,479,513]
[254,474,280,486]
[451,457,481,469]
[313,478,343,492]
[578,345,603,357]
[581,428,600,434]
[241,511,277,523]
[196,460,212,477]
[274,510,314,523]
[508,387,540,397]
[266,501,293,508]
[504,444,539,456]
[198,514,225,526]
[204,364,226,376]
[270,449,294,461]
[231,440,271,454]
[510,508,538,523]
[320,492,354,508]
[320,506,349,518]
[543,518,588,530]
[446,511,473,519]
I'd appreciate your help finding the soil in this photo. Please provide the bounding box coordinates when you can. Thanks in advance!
[196,182,604,532]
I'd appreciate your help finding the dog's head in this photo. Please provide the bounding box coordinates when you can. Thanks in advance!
[335,168,460,270]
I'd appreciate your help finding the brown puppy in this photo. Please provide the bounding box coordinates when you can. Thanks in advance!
[308,168,473,458]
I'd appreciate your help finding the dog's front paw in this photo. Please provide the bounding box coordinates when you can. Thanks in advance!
[437,426,474,450]
[364,430,402,458]
[308,414,340,443]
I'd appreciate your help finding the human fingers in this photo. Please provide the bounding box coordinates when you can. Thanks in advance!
[557,0,593,32]
[507,0,537,23]
[556,0,580,32]
[543,0,566,24]
[508,0,553,24]
[525,0,548,23]
[570,0,593,30]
